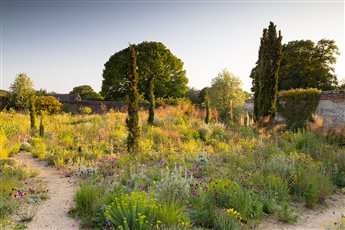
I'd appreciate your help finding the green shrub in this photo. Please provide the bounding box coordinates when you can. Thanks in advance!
[188,186,214,227]
[104,191,161,229]
[213,208,241,230]
[0,131,8,159]
[155,167,191,206]
[276,203,298,223]
[74,182,103,219]
[30,138,46,159]
[35,96,62,114]
[79,106,92,115]
[198,126,211,142]
[277,88,321,130]
[304,183,318,208]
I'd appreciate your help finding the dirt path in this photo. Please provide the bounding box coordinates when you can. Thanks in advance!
[259,193,345,230]
[12,152,79,230]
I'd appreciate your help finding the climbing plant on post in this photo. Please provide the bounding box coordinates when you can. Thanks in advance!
[126,44,141,153]
[251,22,283,125]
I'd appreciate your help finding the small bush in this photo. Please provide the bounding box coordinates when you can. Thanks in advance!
[104,191,161,229]
[213,208,241,230]
[73,182,103,219]
[277,88,321,130]
[276,203,298,223]
[155,167,191,206]
[35,96,62,114]
[79,106,92,115]
[30,138,46,159]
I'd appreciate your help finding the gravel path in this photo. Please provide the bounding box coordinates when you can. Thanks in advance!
[13,152,79,230]
[259,193,345,230]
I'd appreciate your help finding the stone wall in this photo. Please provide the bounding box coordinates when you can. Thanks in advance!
[243,90,345,125]
[61,100,151,114]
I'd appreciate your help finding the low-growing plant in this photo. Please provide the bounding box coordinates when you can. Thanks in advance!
[79,106,92,115]
[104,191,161,229]
[213,208,242,230]
[30,138,46,159]
[155,166,192,206]
[73,182,103,219]
[276,203,298,223]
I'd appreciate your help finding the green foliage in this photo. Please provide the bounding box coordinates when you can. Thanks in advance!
[70,85,103,101]
[8,73,35,110]
[154,167,191,206]
[126,45,141,153]
[204,92,210,124]
[278,88,321,130]
[209,69,245,123]
[213,209,241,230]
[148,77,155,125]
[101,41,188,101]
[30,138,46,159]
[303,183,318,208]
[0,90,8,98]
[251,22,283,122]
[39,116,44,138]
[276,203,298,223]
[279,39,339,91]
[185,87,202,104]
[104,191,161,229]
[29,96,37,135]
[79,106,92,115]
[35,96,62,114]
[73,182,103,219]
[0,130,8,159]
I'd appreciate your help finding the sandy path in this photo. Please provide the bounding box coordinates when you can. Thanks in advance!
[259,193,345,230]
[13,152,79,230]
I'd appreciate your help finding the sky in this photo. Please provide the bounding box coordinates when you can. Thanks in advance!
[0,0,344,94]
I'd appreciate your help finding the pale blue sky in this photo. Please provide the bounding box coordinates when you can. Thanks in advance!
[1,0,344,93]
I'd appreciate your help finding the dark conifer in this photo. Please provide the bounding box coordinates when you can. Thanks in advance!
[148,76,155,125]
[126,44,140,153]
[252,22,283,124]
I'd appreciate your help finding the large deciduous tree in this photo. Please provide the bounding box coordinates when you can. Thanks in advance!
[126,45,140,153]
[70,85,103,101]
[8,73,35,110]
[251,22,283,123]
[102,41,187,124]
[101,41,188,101]
[279,39,339,91]
[209,69,246,123]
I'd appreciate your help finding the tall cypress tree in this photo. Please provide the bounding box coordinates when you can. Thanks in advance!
[204,90,210,124]
[148,76,155,125]
[252,22,283,123]
[29,95,37,135]
[126,45,140,153]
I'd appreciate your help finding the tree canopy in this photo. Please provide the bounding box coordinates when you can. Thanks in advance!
[8,73,35,110]
[35,96,62,114]
[209,69,246,123]
[279,39,339,91]
[101,41,188,101]
[70,85,103,101]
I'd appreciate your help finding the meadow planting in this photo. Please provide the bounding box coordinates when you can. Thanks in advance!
[1,102,345,229]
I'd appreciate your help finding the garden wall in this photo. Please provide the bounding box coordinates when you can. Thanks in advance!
[61,100,150,113]
[243,90,345,126]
